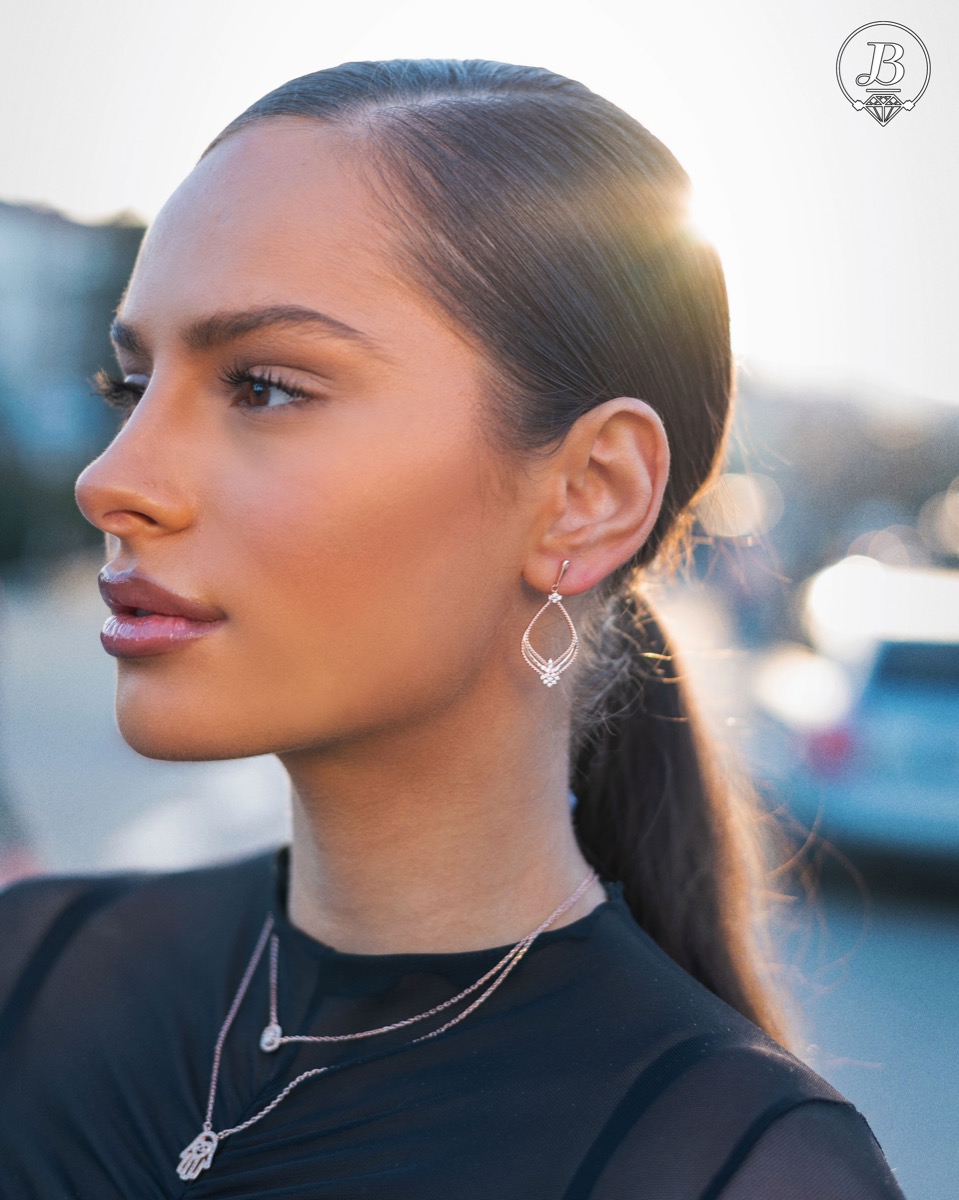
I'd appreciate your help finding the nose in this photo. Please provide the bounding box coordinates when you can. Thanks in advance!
[75,393,196,544]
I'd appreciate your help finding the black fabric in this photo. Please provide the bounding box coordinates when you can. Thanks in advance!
[0,847,906,1198]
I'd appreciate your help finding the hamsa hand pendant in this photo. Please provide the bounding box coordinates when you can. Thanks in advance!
[177,1129,219,1180]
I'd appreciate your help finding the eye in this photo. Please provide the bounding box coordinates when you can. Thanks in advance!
[220,366,316,410]
[248,376,303,408]
[91,369,146,412]
[90,365,322,417]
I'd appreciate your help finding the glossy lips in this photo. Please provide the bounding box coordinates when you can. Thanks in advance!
[98,571,227,658]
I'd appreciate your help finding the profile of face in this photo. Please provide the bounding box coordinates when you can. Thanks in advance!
[74,120,550,763]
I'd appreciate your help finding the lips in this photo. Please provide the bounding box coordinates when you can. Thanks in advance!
[97,569,227,659]
[98,570,227,622]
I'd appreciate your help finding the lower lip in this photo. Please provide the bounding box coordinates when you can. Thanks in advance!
[100,613,227,658]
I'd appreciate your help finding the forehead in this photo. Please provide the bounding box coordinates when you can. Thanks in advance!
[121,120,423,337]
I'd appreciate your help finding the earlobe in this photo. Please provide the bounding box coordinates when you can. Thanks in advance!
[524,397,669,596]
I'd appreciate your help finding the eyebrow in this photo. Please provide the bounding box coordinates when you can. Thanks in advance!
[109,304,383,358]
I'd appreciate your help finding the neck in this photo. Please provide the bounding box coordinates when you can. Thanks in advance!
[278,688,604,955]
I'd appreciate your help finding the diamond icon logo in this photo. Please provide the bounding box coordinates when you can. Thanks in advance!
[864,94,903,126]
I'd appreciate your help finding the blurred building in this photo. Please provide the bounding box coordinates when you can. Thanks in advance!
[692,376,959,644]
[0,201,143,565]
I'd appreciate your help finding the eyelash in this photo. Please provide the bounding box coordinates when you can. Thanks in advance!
[91,364,318,414]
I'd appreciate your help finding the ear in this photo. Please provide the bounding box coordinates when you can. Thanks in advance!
[523,398,670,596]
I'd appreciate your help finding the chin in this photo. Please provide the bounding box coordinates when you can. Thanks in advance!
[113,695,256,763]
[115,714,244,762]
[112,666,269,762]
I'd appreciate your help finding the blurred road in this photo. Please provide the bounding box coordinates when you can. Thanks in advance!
[0,555,954,1198]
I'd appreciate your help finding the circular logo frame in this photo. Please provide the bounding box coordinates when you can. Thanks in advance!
[837,22,930,126]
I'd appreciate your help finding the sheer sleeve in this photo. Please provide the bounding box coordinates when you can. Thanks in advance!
[562,1033,908,1200]
[715,1101,906,1200]
[578,1098,906,1200]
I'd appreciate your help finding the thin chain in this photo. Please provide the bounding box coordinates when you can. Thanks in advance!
[218,1064,332,1139]
[203,912,275,1129]
[268,892,574,1045]
[205,870,597,1145]
[268,930,280,1026]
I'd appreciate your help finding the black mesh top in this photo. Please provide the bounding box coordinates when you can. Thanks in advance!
[0,847,906,1198]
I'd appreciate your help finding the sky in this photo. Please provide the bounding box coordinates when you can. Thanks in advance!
[1,0,956,408]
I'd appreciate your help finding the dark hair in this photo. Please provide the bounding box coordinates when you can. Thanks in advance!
[204,59,788,1043]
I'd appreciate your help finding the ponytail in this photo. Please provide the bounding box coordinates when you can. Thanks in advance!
[572,586,789,1046]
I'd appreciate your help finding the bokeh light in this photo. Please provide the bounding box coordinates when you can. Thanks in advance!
[803,555,959,659]
[918,479,959,558]
[752,641,853,731]
[694,472,784,539]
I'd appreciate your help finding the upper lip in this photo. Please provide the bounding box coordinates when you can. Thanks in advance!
[98,570,226,622]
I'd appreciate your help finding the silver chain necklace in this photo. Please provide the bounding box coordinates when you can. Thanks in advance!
[176,870,598,1180]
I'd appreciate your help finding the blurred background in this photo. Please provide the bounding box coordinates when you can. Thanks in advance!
[0,1,956,1196]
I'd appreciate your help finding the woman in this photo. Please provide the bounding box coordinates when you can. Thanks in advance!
[0,59,905,1197]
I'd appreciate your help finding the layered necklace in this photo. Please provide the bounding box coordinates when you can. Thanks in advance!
[176,869,598,1181]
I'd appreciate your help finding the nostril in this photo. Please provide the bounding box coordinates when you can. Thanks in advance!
[74,448,195,538]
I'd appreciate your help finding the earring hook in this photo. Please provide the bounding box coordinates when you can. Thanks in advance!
[552,560,571,594]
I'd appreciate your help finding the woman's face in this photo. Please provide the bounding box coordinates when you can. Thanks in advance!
[75,120,541,761]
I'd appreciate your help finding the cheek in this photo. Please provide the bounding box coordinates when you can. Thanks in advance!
[214,428,519,722]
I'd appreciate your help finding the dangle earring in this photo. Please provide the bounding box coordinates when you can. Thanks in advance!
[521,560,580,688]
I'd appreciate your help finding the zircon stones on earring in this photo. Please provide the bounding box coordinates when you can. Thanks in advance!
[521,560,579,687]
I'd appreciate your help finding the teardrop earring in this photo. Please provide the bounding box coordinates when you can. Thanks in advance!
[521,560,580,687]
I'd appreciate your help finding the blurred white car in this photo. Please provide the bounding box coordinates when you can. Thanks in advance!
[747,559,959,863]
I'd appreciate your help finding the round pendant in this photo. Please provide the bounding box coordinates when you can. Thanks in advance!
[259,1022,283,1052]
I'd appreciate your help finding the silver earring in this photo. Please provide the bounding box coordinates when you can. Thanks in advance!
[521,560,579,687]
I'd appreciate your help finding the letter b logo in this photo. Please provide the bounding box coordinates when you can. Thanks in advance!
[855,41,906,88]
